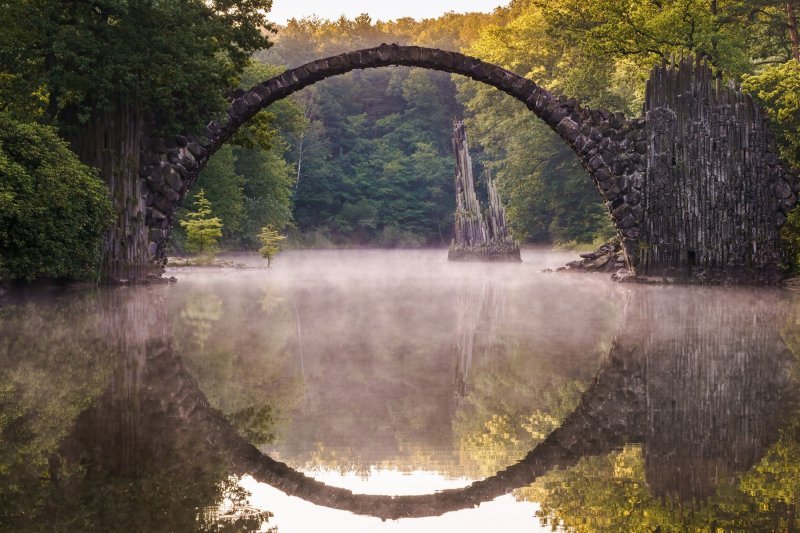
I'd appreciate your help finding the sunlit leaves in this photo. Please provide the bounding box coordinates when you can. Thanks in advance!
[179,189,224,258]
[258,225,286,266]
[743,60,800,168]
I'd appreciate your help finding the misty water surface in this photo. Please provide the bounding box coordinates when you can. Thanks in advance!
[1,249,799,532]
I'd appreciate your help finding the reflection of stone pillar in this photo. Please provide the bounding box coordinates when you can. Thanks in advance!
[453,281,505,401]
[626,289,797,502]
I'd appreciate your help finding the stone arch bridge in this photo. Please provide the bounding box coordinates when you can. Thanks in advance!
[121,44,796,283]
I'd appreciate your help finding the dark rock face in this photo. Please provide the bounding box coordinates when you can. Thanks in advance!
[637,58,796,284]
[134,45,796,284]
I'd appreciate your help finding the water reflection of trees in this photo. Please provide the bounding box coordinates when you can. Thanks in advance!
[171,282,304,446]
[268,272,618,476]
[0,288,275,531]
[4,278,800,529]
[521,288,800,531]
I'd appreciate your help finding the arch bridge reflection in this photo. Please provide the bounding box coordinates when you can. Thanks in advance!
[46,286,799,521]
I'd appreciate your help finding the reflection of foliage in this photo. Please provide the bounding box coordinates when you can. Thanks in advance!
[174,283,303,447]
[527,440,800,532]
[180,292,224,350]
[4,395,275,532]
[229,405,277,446]
[0,296,115,523]
[198,477,276,532]
[454,335,593,478]
[782,299,800,385]
[740,418,800,517]
[303,442,371,478]
[458,381,585,478]
[530,446,709,532]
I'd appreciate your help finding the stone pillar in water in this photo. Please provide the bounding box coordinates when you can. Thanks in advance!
[448,120,521,262]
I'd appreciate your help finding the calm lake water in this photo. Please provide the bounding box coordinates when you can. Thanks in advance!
[2,248,799,532]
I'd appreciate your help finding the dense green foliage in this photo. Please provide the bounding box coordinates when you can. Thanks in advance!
[172,62,300,252]
[0,115,113,281]
[0,0,273,132]
[261,22,464,246]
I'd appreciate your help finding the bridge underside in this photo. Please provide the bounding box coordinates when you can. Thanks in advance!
[118,45,798,284]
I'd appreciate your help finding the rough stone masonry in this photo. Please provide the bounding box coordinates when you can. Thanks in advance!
[131,45,796,284]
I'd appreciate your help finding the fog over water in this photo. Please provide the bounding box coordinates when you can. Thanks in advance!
[1,248,799,531]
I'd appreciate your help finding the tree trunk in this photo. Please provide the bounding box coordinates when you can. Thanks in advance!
[69,102,151,283]
[789,2,800,63]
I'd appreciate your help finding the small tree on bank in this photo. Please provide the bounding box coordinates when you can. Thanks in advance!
[180,189,223,261]
[258,225,286,266]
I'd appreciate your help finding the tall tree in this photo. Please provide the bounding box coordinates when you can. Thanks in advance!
[0,0,275,280]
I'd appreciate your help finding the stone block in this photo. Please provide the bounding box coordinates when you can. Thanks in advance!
[512,79,536,100]
[609,112,625,129]
[165,169,184,192]
[147,207,166,222]
[253,83,271,99]
[245,91,262,107]
[594,168,611,182]
[141,152,161,167]
[180,155,198,171]
[470,60,490,80]
[154,195,173,214]
[775,179,792,199]
[377,44,392,62]
[184,142,206,158]
[347,50,365,67]
[557,118,581,142]
[279,70,299,87]
[232,97,248,116]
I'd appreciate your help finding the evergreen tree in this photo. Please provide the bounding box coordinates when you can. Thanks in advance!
[180,190,223,259]
[258,226,286,266]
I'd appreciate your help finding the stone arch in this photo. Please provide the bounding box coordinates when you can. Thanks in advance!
[139,47,798,284]
[141,44,644,272]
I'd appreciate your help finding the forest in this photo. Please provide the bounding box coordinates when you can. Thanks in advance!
[2,0,799,280]
[177,0,800,252]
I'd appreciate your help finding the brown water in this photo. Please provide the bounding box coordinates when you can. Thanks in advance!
[1,249,798,532]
